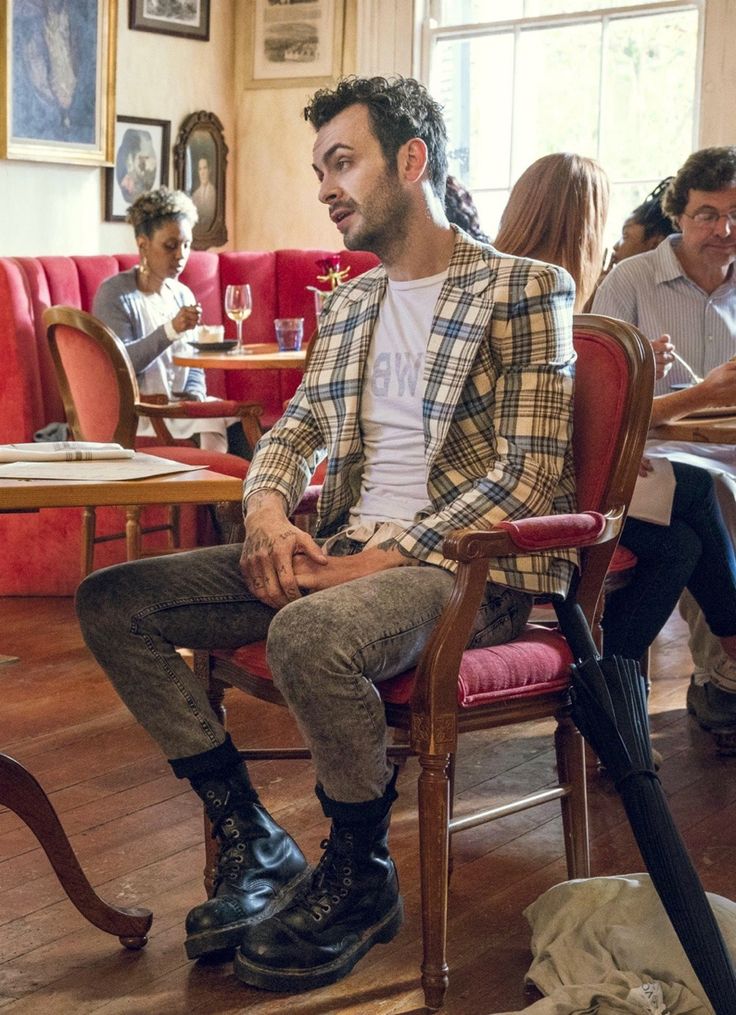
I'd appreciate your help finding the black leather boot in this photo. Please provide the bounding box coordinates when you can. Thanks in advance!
[184,765,309,959]
[234,770,403,992]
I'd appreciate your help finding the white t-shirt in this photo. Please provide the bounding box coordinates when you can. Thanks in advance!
[350,269,447,526]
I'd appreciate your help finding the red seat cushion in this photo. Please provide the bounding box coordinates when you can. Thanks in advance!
[213,624,572,711]
[146,446,248,479]
[608,543,637,573]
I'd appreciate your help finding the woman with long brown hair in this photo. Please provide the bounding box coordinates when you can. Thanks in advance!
[494,154,736,702]
[494,152,609,312]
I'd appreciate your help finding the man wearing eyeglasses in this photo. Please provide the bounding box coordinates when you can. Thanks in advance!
[594,146,736,740]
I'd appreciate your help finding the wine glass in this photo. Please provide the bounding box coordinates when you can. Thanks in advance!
[224,284,253,354]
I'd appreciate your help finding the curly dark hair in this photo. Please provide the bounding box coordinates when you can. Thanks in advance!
[126,187,198,237]
[445,175,489,242]
[662,147,736,220]
[304,76,448,198]
[631,177,677,240]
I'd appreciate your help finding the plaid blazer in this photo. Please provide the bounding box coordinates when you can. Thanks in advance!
[244,229,577,596]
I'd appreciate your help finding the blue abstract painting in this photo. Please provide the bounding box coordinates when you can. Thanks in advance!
[11,0,99,145]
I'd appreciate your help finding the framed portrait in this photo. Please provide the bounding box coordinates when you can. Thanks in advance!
[129,0,210,41]
[104,115,171,222]
[173,110,227,251]
[245,0,344,89]
[0,0,117,165]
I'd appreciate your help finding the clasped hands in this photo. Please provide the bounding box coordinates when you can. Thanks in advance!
[240,494,403,609]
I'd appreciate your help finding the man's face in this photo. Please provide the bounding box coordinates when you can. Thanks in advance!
[198,158,210,186]
[677,185,736,272]
[311,103,411,255]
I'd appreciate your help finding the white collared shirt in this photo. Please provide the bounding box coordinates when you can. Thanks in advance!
[592,235,736,395]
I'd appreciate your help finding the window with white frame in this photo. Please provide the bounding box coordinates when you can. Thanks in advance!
[423,0,702,250]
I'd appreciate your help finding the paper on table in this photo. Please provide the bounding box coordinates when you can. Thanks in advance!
[0,441,135,463]
[627,457,676,526]
[0,452,203,482]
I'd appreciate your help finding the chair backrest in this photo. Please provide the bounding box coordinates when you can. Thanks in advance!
[43,306,142,448]
[571,312,655,621]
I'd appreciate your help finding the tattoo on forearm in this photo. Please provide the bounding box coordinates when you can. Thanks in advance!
[375,538,422,566]
[245,490,287,515]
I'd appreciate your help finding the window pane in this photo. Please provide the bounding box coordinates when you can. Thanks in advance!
[513,22,601,177]
[436,1,523,25]
[600,10,698,181]
[437,0,658,26]
[431,33,514,190]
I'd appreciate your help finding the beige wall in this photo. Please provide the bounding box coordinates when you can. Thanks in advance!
[0,0,236,257]
[700,0,736,145]
[0,0,733,259]
[230,0,360,252]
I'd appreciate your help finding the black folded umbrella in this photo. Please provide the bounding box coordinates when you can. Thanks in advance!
[555,600,736,1014]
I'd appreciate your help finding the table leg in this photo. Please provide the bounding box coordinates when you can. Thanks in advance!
[0,753,152,948]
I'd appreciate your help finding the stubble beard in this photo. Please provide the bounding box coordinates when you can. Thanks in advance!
[343,185,412,263]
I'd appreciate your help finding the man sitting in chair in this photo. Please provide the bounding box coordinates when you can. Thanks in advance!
[76,76,576,993]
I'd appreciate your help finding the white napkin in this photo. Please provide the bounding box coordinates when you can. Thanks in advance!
[627,457,676,526]
[0,442,135,463]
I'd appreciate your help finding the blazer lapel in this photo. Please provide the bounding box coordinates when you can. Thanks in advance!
[309,267,387,459]
[424,233,498,462]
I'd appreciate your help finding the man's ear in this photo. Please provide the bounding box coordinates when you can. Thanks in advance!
[399,137,429,185]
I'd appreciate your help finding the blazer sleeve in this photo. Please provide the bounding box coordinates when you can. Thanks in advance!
[394,264,576,567]
[242,389,327,512]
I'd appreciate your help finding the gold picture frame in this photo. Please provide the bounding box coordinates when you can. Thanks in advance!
[245,0,345,90]
[0,0,117,165]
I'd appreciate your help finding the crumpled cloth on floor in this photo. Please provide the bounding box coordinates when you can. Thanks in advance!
[493,874,736,1014]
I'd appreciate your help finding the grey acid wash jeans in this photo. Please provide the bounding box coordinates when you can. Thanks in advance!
[76,540,532,803]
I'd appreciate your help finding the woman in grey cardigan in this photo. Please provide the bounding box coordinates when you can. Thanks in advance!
[93,187,233,452]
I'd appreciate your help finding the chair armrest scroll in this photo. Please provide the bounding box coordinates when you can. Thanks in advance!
[442,508,625,562]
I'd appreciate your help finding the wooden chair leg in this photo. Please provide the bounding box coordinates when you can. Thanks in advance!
[0,753,151,947]
[447,751,456,880]
[168,504,181,550]
[125,506,142,561]
[417,751,451,1011]
[554,710,590,879]
[81,506,96,576]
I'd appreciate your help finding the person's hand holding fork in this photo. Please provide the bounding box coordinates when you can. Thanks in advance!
[652,334,676,380]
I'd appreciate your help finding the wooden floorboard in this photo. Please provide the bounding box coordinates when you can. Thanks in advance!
[0,596,734,1013]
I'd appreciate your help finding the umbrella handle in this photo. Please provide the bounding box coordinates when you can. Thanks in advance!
[553,598,600,664]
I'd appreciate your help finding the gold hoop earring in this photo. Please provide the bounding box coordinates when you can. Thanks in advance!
[139,254,149,275]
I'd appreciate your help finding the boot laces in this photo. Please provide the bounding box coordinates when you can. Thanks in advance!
[298,828,354,921]
[206,789,264,887]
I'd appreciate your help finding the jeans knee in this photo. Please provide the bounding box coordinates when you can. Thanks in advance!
[75,563,134,645]
[266,597,347,694]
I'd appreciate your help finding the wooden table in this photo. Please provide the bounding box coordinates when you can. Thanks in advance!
[649,413,736,444]
[0,466,243,511]
[0,465,243,950]
[173,343,307,371]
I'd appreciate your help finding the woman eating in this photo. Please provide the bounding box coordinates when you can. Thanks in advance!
[93,187,239,454]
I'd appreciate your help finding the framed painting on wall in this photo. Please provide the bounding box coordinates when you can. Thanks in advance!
[173,110,227,250]
[0,0,117,165]
[104,115,171,222]
[245,0,344,89]
[129,0,210,41]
